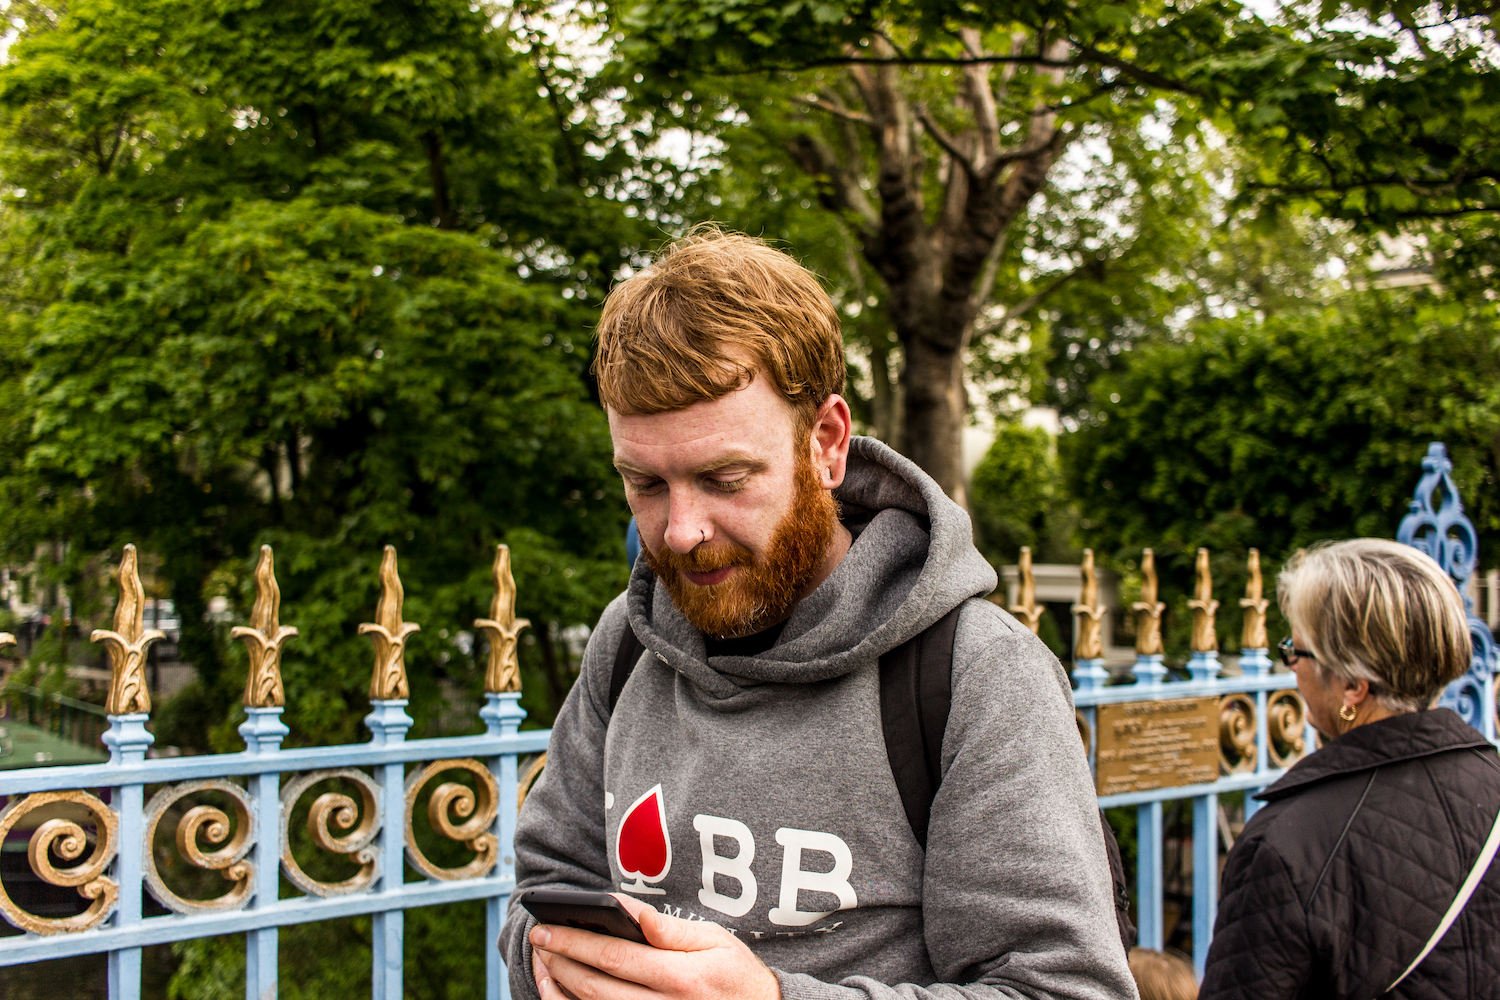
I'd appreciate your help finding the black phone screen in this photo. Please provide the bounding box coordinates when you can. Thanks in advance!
[517,888,650,946]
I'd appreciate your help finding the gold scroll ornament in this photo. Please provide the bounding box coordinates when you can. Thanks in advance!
[360,545,420,700]
[1095,697,1220,796]
[1219,693,1257,774]
[474,544,530,694]
[403,759,500,881]
[1132,548,1165,656]
[1188,547,1219,654]
[1268,689,1308,768]
[1240,548,1270,651]
[232,545,298,708]
[0,790,119,934]
[280,768,383,897]
[1072,549,1104,660]
[1008,547,1044,634]
[143,779,255,914]
[91,544,166,715]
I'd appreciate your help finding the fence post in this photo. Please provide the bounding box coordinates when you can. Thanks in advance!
[1186,548,1221,682]
[234,545,299,1000]
[1135,801,1163,951]
[1132,549,1167,685]
[93,545,165,1000]
[241,708,289,1000]
[103,712,152,1000]
[1072,550,1109,691]
[475,544,532,1000]
[360,546,419,1000]
[1239,550,1273,821]
[1192,793,1219,978]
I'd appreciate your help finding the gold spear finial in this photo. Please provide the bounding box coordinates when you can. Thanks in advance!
[359,546,420,701]
[474,544,530,693]
[231,545,299,708]
[1189,547,1220,653]
[1132,548,1166,656]
[1008,547,1045,634]
[1240,548,1269,650]
[91,544,166,715]
[1072,549,1105,660]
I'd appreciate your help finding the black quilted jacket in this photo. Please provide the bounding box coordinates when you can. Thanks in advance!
[1200,708,1500,1000]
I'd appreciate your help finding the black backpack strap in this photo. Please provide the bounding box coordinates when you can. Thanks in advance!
[1099,810,1138,953]
[608,621,647,714]
[879,606,961,850]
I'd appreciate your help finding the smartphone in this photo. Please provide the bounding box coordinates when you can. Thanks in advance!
[517,888,650,946]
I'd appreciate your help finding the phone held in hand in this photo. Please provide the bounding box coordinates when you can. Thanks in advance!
[518,888,650,946]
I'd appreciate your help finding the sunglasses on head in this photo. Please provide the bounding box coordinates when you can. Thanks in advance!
[1278,636,1316,666]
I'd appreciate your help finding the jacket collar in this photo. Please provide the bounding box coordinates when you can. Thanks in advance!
[1255,708,1494,802]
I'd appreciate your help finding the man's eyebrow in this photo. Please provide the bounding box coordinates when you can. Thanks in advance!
[611,454,769,476]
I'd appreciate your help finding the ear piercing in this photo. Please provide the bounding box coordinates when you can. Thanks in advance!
[1339,704,1356,722]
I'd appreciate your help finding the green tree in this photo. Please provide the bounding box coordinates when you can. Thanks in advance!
[0,4,643,993]
[1235,2,1500,226]
[606,0,1460,501]
[969,422,1078,567]
[1058,284,1500,643]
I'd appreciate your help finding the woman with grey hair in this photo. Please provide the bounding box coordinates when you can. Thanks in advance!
[1199,538,1500,1000]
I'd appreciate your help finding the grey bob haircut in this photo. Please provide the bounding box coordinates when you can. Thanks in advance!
[1278,538,1471,713]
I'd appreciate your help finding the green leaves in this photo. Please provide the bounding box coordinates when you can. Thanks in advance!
[1060,287,1500,567]
[0,0,642,768]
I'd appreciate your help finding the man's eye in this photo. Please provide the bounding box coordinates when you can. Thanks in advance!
[707,477,747,493]
[628,479,664,495]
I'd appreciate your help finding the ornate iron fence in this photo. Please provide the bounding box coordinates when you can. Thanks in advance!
[1053,441,1498,975]
[0,543,547,1000]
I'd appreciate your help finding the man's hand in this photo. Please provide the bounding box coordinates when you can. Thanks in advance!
[529,894,781,1000]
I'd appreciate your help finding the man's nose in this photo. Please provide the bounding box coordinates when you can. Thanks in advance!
[662,489,712,555]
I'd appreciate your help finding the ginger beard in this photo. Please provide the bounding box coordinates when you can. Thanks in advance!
[644,454,838,640]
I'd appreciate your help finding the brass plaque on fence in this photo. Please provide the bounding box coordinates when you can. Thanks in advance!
[1095,697,1219,796]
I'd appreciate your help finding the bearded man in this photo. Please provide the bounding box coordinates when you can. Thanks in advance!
[500,230,1137,1000]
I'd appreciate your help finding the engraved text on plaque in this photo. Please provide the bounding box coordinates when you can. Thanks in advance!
[1095,697,1219,796]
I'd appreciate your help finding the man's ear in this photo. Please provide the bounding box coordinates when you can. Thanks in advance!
[809,394,853,488]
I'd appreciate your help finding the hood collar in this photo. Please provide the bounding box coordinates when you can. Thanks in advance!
[1255,708,1493,802]
[624,436,997,706]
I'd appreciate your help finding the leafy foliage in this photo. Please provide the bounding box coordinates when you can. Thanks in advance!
[1230,3,1500,226]
[1059,280,1500,657]
[968,423,1078,567]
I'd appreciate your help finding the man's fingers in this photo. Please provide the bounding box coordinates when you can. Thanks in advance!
[609,893,657,922]
[637,906,731,952]
[542,950,657,1000]
[532,925,663,986]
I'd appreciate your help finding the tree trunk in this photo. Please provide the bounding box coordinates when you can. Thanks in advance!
[901,331,967,502]
[783,33,1073,501]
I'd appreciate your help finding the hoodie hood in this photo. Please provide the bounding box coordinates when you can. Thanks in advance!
[625,435,997,702]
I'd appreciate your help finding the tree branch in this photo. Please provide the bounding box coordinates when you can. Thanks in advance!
[1067,44,1201,96]
[793,93,874,126]
[786,134,880,230]
[915,105,978,179]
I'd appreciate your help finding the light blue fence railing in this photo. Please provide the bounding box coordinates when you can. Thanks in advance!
[0,543,548,1000]
[0,443,1494,995]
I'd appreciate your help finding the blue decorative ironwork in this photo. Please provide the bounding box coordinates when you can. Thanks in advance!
[1397,442,1499,740]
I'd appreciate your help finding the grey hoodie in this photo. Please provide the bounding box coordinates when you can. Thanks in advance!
[501,436,1138,1000]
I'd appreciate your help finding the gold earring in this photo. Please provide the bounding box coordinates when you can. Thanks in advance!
[1339,704,1356,722]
